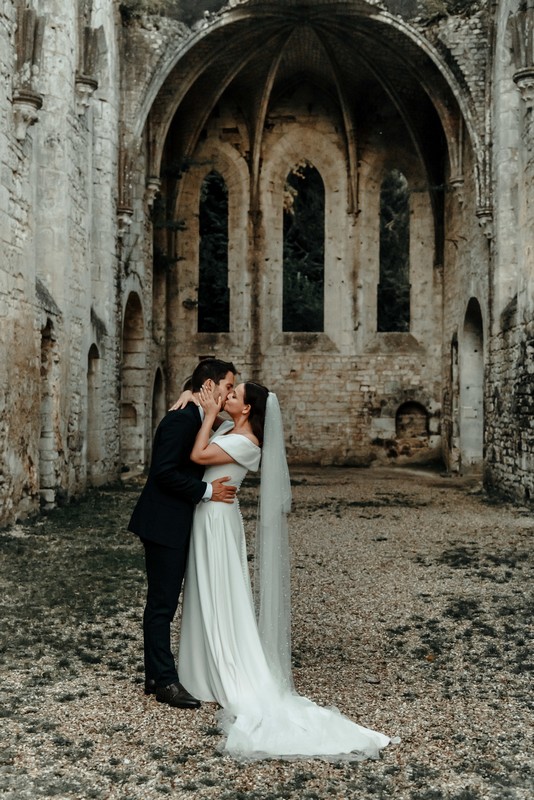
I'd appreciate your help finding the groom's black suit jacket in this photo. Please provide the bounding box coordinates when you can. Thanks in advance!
[128,402,207,549]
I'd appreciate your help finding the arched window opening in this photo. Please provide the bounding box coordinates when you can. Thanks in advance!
[460,298,484,467]
[198,171,229,332]
[283,161,324,332]
[378,169,410,332]
[87,344,101,473]
[395,402,428,438]
[121,292,145,471]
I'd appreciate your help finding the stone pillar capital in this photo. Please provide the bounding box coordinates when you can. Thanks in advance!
[145,176,161,208]
[449,176,465,205]
[476,207,493,240]
[117,206,133,238]
[12,88,43,141]
[75,74,98,115]
[513,67,534,107]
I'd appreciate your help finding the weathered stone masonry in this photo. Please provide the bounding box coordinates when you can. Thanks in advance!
[0,0,533,527]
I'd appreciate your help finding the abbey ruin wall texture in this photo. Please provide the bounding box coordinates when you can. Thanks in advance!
[0,0,533,526]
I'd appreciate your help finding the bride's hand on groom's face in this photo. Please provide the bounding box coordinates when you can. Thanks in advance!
[199,384,222,415]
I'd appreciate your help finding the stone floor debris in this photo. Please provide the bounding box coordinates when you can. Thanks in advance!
[1,466,532,799]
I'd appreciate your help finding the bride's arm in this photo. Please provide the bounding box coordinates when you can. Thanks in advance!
[191,387,235,466]
[169,388,193,411]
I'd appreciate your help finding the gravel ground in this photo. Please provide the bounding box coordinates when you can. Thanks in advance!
[0,465,533,800]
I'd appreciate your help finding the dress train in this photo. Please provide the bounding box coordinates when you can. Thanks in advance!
[178,429,393,760]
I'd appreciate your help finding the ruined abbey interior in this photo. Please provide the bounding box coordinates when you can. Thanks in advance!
[1,0,533,526]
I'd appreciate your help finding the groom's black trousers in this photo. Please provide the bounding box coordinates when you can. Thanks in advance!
[142,539,188,687]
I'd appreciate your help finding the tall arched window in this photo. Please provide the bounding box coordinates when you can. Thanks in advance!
[87,343,101,474]
[198,171,229,332]
[460,298,484,467]
[283,161,324,332]
[121,292,144,470]
[378,169,410,332]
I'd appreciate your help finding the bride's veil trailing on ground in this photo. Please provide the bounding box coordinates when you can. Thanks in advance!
[254,392,293,692]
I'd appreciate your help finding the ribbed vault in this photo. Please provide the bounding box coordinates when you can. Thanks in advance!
[143,1,482,213]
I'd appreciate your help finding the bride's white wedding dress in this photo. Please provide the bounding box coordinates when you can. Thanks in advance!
[178,422,391,760]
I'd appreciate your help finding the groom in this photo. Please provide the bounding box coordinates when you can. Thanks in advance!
[128,358,237,708]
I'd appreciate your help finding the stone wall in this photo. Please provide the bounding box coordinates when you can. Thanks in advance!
[158,79,443,467]
[484,0,534,503]
[0,0,121,527]
[0,2,41,523]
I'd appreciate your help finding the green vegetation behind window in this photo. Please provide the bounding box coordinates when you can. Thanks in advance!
[378,169,410,332]
[283,162,325,332]
[198,171,229,332]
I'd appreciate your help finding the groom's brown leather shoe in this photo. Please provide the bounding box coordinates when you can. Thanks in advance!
[144,678,157,695]
[156,682,201,709]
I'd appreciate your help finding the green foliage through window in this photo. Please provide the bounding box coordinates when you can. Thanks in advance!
[198,171,229,333]
[283,162,325,332]
[378,169,410,332]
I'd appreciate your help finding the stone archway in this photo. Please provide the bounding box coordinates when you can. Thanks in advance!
[460,298,484,469]
[39,318,61,509]
[449,333,460,472]
[396,401,428,438]
[121,292,145,472]
[126,1,493,466]
[87,344,102,481]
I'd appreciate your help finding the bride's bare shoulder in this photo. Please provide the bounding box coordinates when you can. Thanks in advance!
[227,430,259,448]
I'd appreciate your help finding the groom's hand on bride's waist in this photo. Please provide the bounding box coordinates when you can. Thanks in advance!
[210,476,237,503]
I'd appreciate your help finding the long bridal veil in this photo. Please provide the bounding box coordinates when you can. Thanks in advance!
[254,392,293,691]
[218,391,394,760]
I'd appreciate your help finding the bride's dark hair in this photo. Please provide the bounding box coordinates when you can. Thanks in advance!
[244,382,269,446]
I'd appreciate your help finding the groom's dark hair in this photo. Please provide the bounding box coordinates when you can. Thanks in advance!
[190,358,237,392]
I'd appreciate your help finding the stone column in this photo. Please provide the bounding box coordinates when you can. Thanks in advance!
[513,68,534,310]
[508,6,534,501]
[512,6,534,312]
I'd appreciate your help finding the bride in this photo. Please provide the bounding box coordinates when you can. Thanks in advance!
[178,380,393,760]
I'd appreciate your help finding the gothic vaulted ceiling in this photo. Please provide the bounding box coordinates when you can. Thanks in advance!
[150,3,460,176]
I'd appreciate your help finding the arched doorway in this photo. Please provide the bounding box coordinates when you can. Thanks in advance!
[87,344,101,481]
[121,292,145,472]
[396,401,428,438]
[460,298,484,469]
[39,318,60,508]
[449,334,460,472]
